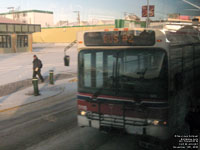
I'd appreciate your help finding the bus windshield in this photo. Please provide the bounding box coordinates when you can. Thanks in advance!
[78,48,168,99]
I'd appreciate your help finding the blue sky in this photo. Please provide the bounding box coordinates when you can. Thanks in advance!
[0,0,199,23]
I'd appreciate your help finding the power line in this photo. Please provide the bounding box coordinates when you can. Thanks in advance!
[182,0,200,10]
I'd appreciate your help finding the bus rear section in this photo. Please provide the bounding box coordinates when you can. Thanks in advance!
[77,29,170,139]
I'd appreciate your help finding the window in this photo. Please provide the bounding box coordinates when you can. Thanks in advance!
[0,35,11,48]
[23,13,27,17]
[83,53,92,87]
[17,35,28,48]
[79,48,168,99]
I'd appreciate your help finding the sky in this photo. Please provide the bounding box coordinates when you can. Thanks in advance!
[0,0,199,23]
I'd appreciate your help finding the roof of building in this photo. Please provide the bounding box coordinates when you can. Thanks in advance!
[0,10,53,15]
[0,17,24,24]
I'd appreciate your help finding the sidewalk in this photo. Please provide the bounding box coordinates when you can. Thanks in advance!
[0,73,76,97]
[0,78,77,112]
[0,44,77,86]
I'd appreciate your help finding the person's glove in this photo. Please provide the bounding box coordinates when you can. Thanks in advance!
[35,67,39,72]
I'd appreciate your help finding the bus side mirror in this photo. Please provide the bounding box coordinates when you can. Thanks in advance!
[64,55,70,66]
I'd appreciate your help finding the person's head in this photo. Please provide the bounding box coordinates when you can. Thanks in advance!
[33,55,37,60]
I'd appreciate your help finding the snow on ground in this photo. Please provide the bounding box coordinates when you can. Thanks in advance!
[0,78,77,112]
[0,43,77,85]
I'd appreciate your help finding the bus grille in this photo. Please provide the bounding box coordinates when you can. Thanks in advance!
[86,112,148,128]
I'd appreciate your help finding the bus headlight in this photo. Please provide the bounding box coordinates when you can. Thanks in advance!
[80,111,87,116]
[163,121,167,125]
[147,120,153,124]
[152,120,159,125]
[147,119,167,126]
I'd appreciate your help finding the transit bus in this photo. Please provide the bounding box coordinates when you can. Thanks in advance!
[73,26,200,140]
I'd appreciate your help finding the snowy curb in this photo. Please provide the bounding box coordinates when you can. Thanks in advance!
[0,77,77,112]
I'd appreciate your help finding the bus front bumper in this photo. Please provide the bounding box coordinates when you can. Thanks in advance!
[78,115,169,140]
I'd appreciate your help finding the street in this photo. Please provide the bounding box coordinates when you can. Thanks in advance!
[0,86,145,150]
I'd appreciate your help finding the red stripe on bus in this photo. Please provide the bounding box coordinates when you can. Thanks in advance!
[78,92,166,103]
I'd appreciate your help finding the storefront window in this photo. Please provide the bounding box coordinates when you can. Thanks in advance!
[17,35,28,47]
[0,35,11,48]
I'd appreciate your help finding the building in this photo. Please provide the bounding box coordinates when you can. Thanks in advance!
[124,14,140,21]
[167,14,200,23]
[57,20,115,27]
[0,10,53,27]
[56,20,69,27]
[0,17,40,54]
[96,20,115,25]
[115,19,146,28]
[149,19,200,33]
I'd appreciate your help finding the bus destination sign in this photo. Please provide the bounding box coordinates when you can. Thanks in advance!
[84,30,155,46]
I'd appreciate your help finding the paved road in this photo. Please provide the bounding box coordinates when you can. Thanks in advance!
[0,86,157,150]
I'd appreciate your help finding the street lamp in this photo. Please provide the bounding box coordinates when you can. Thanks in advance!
[73,11,80,26]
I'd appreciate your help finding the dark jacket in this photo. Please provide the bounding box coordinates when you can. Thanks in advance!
[33,58,42,70]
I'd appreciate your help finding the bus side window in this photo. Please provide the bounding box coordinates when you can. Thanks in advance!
[174,72,183,91]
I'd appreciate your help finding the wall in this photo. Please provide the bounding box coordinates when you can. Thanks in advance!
[1,14,13,20]
[0,47,13,53]
[0,33,14,53]
[16,34,32,52]
[32,25,115,43]
[25,12,35,24]
[34,12,54,27]
[0,33,32,54]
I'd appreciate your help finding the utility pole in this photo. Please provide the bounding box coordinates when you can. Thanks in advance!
[73,11,80,26]
[146,0,149,28]
[7,7,15,20]
[124,12,127,19]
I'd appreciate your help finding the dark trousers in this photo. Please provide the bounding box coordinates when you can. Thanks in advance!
[33,69,44,81]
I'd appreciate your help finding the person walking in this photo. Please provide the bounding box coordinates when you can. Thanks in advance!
[33,55,44,82]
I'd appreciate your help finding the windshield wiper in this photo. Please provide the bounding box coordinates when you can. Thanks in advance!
[91,76,116,100]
